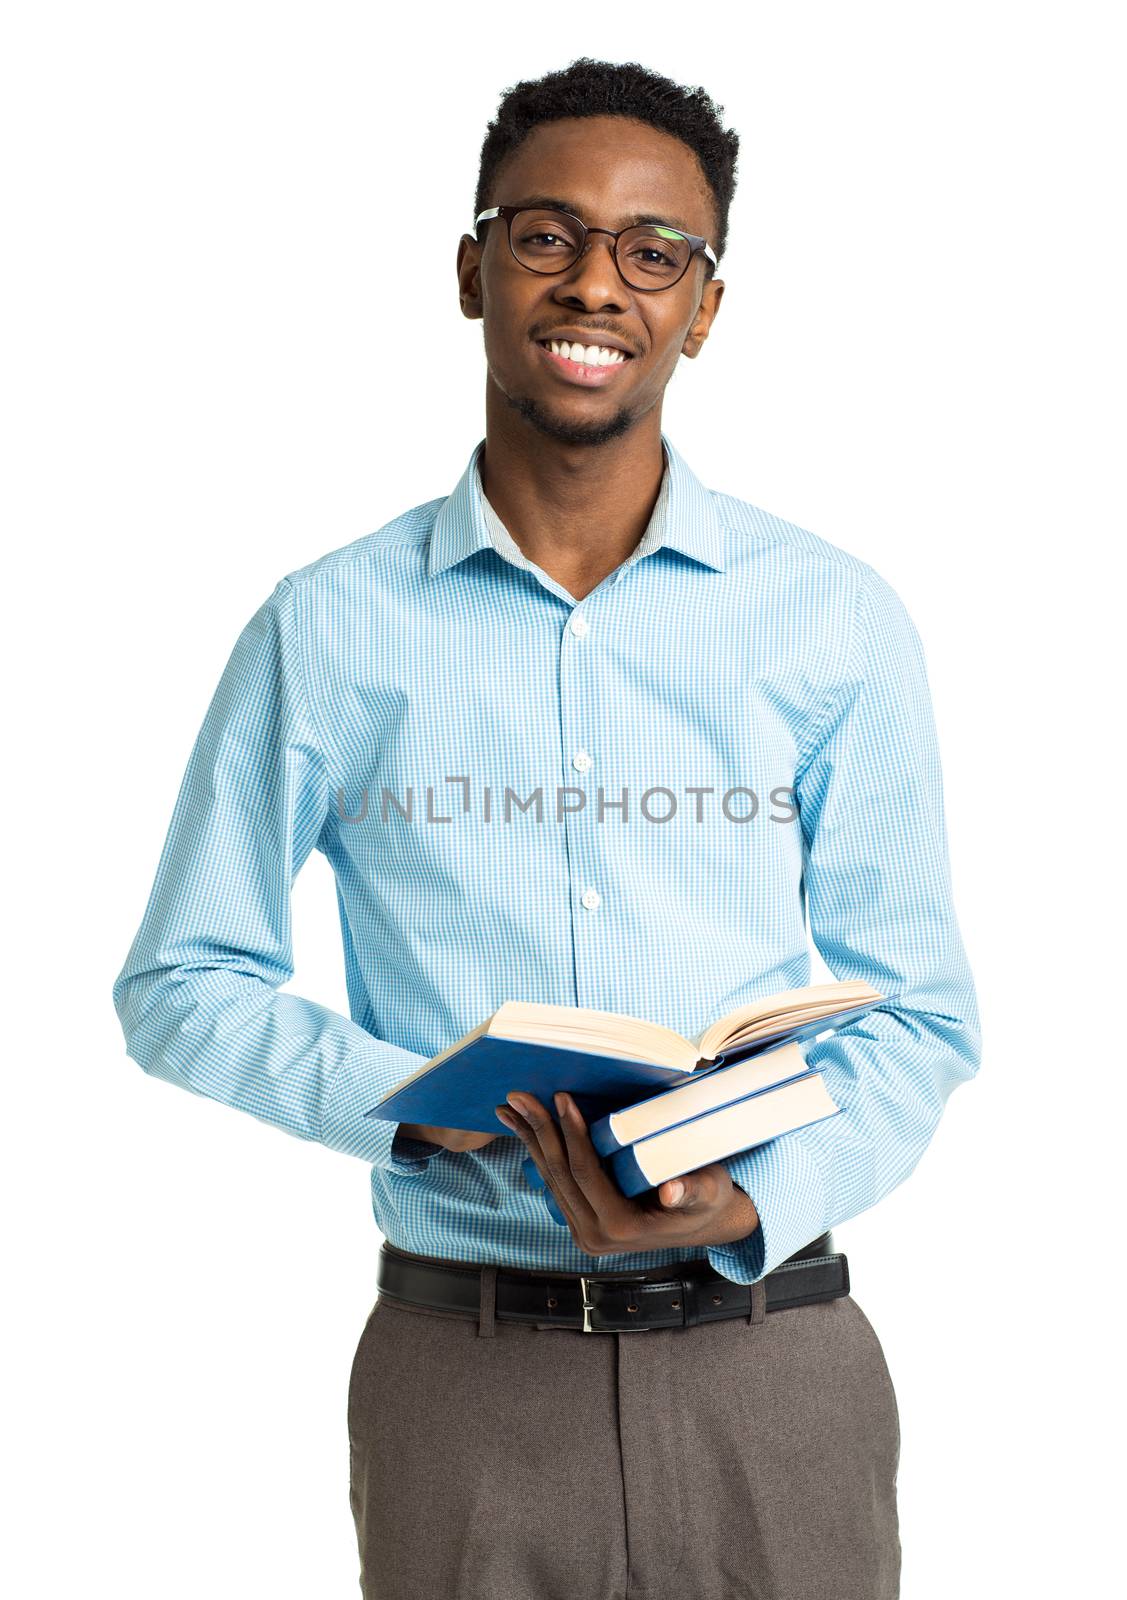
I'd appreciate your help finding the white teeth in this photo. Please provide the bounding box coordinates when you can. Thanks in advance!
[545,339,626,366]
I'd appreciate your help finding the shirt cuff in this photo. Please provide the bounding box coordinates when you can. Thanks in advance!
[389,1129,444,1171]
[321,1037,441,1176]
[705,1127,830,1286]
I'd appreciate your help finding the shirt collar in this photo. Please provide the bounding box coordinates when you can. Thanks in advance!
[426,433,728,577]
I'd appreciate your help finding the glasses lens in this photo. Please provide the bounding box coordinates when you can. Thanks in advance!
[616,224,692,289]
[508,210,694,289]
[510,209,584,273]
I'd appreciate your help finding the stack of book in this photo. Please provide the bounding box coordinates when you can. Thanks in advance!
[364,980,883,1223]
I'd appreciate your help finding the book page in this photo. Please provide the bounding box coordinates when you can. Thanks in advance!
[695,981,882,1058]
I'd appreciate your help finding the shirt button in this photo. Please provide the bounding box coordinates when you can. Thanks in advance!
[572,750,593,772]
[580,887,601,910]
[569,614,589,637]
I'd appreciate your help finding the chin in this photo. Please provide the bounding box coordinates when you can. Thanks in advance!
[506,394,637,448]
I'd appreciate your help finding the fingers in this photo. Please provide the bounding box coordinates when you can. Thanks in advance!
[502,1091,621,1229]
[499,1093,581,1218]
[497,1096,586,1231]
[497,1098,748,1252]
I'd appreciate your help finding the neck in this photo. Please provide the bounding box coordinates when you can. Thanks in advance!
[478,394,667,601]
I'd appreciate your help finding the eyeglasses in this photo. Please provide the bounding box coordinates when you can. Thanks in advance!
[474,205,717,293]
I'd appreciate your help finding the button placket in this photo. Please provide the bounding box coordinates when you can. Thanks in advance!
[560,606,607,1003]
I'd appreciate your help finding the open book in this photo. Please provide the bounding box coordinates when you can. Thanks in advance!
[364,980,883,1136]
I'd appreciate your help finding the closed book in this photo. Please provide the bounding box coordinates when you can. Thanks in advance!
[364,980,882,1135]
[587,1041,809,1156]
[610,1073,841,1199]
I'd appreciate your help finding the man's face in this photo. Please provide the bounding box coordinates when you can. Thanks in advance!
[457,115,725,447]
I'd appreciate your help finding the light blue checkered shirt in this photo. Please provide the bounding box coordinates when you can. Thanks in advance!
[112,434,981,1285]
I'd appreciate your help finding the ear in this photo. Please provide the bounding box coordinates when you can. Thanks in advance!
[682,276,725,359]
[457,233,484,321]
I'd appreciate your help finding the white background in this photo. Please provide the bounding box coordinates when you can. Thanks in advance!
[4,3,1123,1595]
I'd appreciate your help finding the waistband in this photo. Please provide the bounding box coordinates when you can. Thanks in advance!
[376,1231,848,1334]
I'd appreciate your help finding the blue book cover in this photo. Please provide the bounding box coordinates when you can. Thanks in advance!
[365,1034,689,1135]
[364,999,880,1137]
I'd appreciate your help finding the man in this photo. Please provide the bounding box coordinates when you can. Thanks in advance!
[113,56,980,1600]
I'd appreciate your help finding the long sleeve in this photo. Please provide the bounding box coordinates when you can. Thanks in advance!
[707,564,982,1285]
[111,576,439,1177]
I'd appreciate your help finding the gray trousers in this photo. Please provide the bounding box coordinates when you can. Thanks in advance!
[348,1252,900,1599]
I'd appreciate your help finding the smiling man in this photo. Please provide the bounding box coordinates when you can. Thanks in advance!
[113,56,980,1600]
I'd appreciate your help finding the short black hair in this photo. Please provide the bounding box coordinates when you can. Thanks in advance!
[473,57,740,270]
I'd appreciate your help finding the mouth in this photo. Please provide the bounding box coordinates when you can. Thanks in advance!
[534,337,634,387]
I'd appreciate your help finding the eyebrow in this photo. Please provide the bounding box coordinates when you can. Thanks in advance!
[506,195,696,236]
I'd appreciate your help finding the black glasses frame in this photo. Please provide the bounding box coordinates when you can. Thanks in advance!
[474,204,718,293]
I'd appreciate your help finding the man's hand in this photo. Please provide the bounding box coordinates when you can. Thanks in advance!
[495,1091,760,1254]
[397,1122,500,1153]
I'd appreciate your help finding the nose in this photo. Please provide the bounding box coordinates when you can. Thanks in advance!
[554,232,630,310]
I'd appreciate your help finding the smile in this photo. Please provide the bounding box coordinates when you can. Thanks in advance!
[535,339,634,387]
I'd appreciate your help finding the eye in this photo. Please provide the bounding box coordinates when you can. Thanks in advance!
[515,223,581,252]
[631,245,679,269]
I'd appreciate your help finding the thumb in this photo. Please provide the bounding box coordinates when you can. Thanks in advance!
[660,1178,691,1208]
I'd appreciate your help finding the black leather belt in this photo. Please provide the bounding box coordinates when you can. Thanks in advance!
[376,1231,848,1333]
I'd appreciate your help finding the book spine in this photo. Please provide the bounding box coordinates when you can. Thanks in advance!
[610,1144,649,1198]
[589,1108,627,1156]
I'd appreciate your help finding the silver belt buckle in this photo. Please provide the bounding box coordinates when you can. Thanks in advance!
[577,1273,653,1332]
